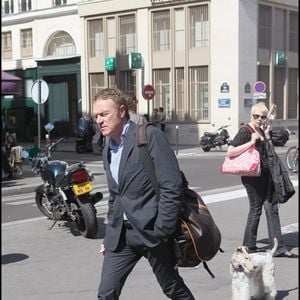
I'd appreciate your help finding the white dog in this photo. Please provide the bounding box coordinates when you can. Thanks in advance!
[230,238,278,300]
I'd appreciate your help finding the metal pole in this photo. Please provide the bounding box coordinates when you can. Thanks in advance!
[176,125,179,155]
[37,80,41,149]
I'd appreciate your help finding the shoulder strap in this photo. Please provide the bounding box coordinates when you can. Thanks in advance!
[243,124,254,133]
[137,122,160,197]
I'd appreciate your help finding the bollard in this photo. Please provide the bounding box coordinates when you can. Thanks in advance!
[176,125,179,155]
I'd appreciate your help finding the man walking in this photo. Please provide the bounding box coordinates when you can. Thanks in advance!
[92,88,194,300]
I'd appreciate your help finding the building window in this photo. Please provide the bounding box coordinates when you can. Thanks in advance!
[3,0,14,14]
[175,9,185,51]
[258,5,272,49]
[119,15,135,55]
[2,31,12,60]
[53,0,67,6]
[274,8,286,51]
[288,68,298,119]
[45,31,76,57]
[153,69,171,119]
[273,67,285,119]
[20,28,33,58]
[19,0,31,12]
[189,5,209,48]
[119,71,136,92]
[175,68,185,121]
[153,10,170,51]
[289,11,298,52]
[90,73,105,102]
[107,18,116,57]
[190,66,208,121]
[88,19,104,57]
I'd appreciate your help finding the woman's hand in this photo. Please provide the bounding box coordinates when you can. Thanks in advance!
[251,131,261,144]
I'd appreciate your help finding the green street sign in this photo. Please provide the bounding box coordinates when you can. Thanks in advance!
[105,57,116,71]
[275,51,285,66]
[129,52,142,69]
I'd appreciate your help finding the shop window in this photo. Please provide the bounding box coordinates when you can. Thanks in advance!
[190,66,209,121]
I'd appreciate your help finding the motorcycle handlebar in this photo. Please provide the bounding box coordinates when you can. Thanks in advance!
[48,137,65,152]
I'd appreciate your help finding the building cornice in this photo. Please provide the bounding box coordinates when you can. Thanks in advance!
[2,5,78,26]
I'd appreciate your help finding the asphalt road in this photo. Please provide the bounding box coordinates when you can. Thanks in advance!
[2,148,299,300]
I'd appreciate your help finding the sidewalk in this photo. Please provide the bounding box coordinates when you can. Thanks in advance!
[2,134,298,197]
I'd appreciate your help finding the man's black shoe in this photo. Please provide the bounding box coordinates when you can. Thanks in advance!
[274,251,298,258]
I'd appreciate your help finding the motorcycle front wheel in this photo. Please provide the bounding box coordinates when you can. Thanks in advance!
[75,196,98,238]
[76,144,85,153]
[35,192,54,219]
[202,145,211,152]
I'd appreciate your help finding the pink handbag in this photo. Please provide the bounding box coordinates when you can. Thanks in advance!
[220,145,261,176]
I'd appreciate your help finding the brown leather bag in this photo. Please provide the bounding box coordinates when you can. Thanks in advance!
[137,123,223,278]
[173,172,222,277]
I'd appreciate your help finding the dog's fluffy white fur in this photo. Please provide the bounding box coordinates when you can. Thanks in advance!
[230,238,278,300]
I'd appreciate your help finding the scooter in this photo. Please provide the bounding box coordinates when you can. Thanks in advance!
[200,125,230,152]
[74,116,95,153]
[22,136,103,238]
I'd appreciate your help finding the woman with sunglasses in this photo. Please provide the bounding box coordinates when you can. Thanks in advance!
[226,102,297,257]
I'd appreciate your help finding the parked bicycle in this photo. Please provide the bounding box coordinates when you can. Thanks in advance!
[286,144,298,173]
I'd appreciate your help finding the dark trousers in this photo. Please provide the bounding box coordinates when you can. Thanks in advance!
[241,169,287,254]
[98,227,194,300]
[1,148,12,176]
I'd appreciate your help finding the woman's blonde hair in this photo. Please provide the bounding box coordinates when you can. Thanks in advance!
[251,102,269,115]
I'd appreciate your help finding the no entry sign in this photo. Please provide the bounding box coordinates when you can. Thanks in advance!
[143,84,155,100]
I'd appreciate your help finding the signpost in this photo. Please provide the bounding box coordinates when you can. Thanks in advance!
[31,79,49,149]
[143,84,156,119]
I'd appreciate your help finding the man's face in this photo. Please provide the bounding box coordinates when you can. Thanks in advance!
[93,98,125,141]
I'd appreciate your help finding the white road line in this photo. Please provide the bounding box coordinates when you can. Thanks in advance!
[2,216,47,227]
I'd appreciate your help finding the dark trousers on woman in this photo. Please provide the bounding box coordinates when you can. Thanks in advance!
[98,226,194,300]
[241,168,287,255]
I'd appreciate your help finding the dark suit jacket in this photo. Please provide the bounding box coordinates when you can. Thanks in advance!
[102,122,183,251]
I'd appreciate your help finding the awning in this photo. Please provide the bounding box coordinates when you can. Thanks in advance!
[1,71,22,95]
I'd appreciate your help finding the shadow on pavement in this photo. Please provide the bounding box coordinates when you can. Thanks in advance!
[2,253,30,265]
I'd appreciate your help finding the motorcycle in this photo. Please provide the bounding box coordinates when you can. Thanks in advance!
[22,137,103,238]
[74,116,95,153]
[200,125,230,152]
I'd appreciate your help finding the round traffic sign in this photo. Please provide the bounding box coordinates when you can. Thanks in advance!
[254,81,266,93]
[31,79,49,104]
[143,84,155,100]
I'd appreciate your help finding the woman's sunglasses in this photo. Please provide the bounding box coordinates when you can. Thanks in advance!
[252,114,267,120]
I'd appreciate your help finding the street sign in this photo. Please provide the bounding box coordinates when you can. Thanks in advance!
[31,79,49,104]
[105,57,116,71]
[253,92,267,99]
[253,81,266,93]
[129,52,142,69]
[143,84,155,100]
[218,98,231,108]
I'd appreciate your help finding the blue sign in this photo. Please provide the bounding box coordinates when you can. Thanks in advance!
[218,98,231,108]
[254,81,266,93]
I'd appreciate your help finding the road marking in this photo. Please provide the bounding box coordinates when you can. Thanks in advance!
[2,216,47,227]
[2,180,298,225]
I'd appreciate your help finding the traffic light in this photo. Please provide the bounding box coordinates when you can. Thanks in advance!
[105,57,116,71]
[129,52,142,69]
[275,51,285,66]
